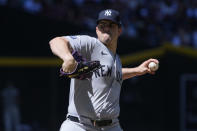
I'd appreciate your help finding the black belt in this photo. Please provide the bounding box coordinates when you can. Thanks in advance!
[67,115,112,127]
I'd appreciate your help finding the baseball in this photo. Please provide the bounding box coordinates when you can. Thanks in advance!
[148,62,159,71]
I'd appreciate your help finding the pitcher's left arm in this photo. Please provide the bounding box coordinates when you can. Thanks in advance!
[122,58,159,80]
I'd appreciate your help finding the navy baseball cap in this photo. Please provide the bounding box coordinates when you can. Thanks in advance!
[97,9,122,26]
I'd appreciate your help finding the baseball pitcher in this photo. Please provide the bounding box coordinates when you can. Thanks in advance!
[49,9,159,131]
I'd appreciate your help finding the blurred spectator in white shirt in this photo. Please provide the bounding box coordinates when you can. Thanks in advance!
[1,82,21,131]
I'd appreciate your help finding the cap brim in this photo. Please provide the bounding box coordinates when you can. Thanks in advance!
[97,19,121,26]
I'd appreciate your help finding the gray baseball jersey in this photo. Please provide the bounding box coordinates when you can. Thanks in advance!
[64,35,123,120]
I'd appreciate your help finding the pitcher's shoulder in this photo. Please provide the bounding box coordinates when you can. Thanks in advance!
[79,35,97,40]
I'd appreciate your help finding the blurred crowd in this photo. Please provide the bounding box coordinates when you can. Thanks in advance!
[1,0,197,48]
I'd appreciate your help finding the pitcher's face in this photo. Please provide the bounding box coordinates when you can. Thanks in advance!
[96,20,121,46]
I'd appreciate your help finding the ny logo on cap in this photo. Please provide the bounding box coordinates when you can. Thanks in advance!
[104,10,112,16]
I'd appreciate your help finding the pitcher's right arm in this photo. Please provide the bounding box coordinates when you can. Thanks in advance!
[49,37,77,73]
